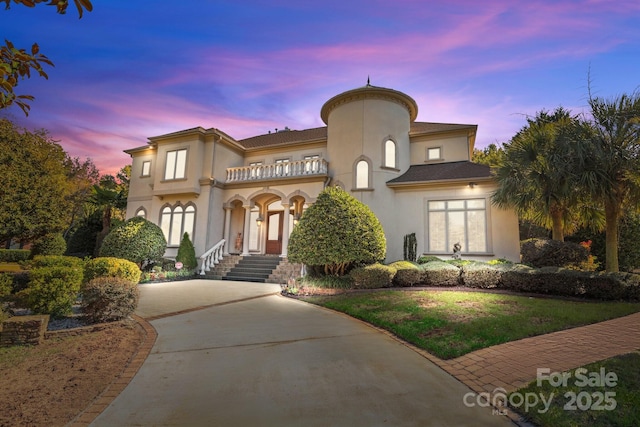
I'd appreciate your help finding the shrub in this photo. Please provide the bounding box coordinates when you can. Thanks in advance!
[0,249,30,262]
[176,233,197,270]
[99,217,167,267]
[84,257,141,284]
[81,277,139,323]
[417,255,442,264]
[30,233,67,257]
[25,266,83,317]
[421,261,461,286]
[520,238,588,268]
[350,263,396,289]
[30,255,84,270]
[389,261,422,287]
[0,273,12,298]
[461,263,503,289]
[288,186,386,276]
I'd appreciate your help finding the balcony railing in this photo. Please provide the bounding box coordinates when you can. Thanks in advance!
[226,158,329,183]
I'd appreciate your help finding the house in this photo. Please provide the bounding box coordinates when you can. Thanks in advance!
[124,83,520,274]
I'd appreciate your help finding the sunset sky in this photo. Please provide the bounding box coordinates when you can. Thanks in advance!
[2,0,639,175]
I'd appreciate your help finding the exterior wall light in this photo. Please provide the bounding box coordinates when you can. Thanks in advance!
[256,215,264,226]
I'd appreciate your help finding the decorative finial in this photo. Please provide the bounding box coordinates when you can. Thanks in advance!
[367,76,371,86]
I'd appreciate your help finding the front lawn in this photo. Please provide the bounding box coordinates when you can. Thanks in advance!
[304,290,640,359]
[513,352,640,427]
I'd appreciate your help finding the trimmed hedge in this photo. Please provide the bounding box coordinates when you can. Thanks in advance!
[30,233,67,257]
[389,261,422,287]
[30,255,85,270]
[350,263,396,289]
[421,261,461,286]
[461,263,503,289]
[81,277,139,323]
[84,257,142,284]
[0,273,12,298]
[521,238,589,268]
[0,249,30,262]
[417,255,443,264]
[24,266,84,317]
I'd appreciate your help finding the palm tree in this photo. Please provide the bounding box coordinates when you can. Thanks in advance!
[492,108,602,241]
[587,91,640,272]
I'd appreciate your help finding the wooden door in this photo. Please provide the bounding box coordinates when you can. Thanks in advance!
[265,211,283,254]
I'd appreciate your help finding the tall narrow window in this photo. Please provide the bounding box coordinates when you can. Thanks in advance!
[164,149,187,180]
[356,160,369,189]
[135,208,146,219]
[384,140,396,168]
[427,199,487,253]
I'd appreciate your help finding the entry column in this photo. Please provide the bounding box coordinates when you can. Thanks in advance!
[280,202,290,258]
[241,204,252,256]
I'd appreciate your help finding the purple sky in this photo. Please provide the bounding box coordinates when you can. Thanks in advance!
[2,0,639,175]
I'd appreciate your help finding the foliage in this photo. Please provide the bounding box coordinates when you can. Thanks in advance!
[420,261,461,286]
[99,217,166,268]
[30,233,67,257]
[288,186,386,276]
[23,265,83,317]
[0,273,12,298]
[586,89,640,272]
[0,249,30,262]
[65,210,102,257]
[472,143,504,167]
[461,263,503,289]
[91,170,130,256]
[84,257,141,284]
[403,233,417,262]
[176,233,197,270]
[297,274,354,289]
[30,254,84,270]
[81,277,139,323]
[389,260,421,287]
[0,120,74,243]
[520,238,589,268]
[2,0,93,114]
[492,108,603,241]
[417,255,443,264]
[350,263,396,289]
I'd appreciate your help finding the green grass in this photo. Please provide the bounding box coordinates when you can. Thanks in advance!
[513,352,640,427]
[305,290,640,359]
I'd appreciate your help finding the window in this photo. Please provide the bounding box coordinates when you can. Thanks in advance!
[164,149,187,180]
[384,139,396,168]
[427,199,487,253]
[141,161,151,177]
[427,147,442,161]
[160,204,196,246]
[355,160,369,189]
[135,208,146,219]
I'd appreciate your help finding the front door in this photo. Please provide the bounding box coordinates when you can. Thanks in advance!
[265,211,283,254]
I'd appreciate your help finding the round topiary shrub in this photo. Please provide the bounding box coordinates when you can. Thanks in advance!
[350,263,397,288]
[30,233,67,257]
[99,217,167,267]
[288,186,386,276]
[25,266,84,317]
[81,277,139,323]
[389,261,422,287]
[421,261,461,286]
[84,257,142,284]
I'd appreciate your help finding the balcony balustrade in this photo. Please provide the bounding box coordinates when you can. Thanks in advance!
[226,158,328,183]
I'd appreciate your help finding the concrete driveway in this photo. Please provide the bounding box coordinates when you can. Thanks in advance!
[91,280,514,426]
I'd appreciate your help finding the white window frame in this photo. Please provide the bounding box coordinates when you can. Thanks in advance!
[160,203,196,246]
[141,161,151,177]
[164,148,187,180]
[426,198,488,254]
[383,139,397,169]
[426,146,443,162]
[354,158,372,190]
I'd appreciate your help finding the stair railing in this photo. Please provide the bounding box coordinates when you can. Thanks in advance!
[199,239,226,275]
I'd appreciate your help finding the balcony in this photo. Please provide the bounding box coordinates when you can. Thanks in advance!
[226,158,329,183]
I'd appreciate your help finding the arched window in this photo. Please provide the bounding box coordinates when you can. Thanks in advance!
[135,207,146,219]
[160,203,196,246]
[384,139,396,168]
[356,159,369,189]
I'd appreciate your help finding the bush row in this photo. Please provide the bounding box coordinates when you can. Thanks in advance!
[0,249,30,263]
[347,261,640,301]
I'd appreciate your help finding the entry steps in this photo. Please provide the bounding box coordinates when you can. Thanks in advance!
[222,255,282,283]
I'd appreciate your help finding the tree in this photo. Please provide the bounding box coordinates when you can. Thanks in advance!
[176,233,197,270]
[90,168,129,256]
[587,90,640,272]
[287,186,386,276]
[2,0,93,114]
[491,108,601,241]
[0,119,72,244]
[99,217,167,268]
[472,143,504,167]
